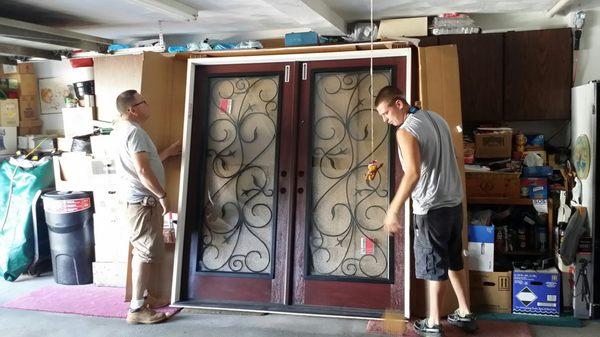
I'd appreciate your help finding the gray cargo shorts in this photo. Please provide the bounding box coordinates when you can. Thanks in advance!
[413,203,464,281]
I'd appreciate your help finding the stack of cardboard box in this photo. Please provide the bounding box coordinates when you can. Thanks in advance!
[89,135,129,287]
[1,63,43,136]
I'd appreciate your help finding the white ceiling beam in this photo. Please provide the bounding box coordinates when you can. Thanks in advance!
[547,0,576,17]
[263,0,347,35]
[127,0,198,21]
[0,17,113,52]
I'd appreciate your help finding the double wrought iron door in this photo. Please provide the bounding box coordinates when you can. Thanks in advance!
[182,57,409,315]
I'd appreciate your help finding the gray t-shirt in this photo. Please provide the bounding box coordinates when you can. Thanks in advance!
[398,109,463,214]
[114,120,166,203]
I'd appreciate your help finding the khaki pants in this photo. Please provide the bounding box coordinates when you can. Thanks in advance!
[127,203,164,263]
[126,203,164,304]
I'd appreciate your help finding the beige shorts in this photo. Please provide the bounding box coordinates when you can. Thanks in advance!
[126,203,164,263]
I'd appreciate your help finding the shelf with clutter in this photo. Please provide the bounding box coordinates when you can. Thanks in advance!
[463,126,589,319]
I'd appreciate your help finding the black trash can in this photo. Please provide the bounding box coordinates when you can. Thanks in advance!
[42,191,94,285]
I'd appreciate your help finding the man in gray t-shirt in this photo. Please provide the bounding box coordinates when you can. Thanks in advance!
[114,90,181,324]
[375,86,476,337]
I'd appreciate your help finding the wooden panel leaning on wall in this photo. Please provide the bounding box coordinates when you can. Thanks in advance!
[412,44,469,318]
[93,52,186,304]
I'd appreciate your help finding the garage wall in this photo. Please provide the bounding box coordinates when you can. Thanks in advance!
[572,8,600,86]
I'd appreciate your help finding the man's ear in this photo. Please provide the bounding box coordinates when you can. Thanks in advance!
[395,99,404,110]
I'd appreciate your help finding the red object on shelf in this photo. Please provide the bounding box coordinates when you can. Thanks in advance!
[69,58,94,68]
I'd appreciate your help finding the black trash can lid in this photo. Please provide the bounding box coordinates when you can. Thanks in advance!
[42,191,91,214]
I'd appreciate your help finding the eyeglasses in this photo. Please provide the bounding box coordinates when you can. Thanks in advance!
[131,100,146,108]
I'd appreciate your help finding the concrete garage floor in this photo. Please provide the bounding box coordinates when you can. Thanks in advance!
[1,274,599,337]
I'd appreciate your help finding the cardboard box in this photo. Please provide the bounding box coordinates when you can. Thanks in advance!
[513,268,561,316]
[465,171,521,198]
[90,134,117,159]
[1,63,34,74]
[377,17,428,38]
[17,74,37,96]
[95,244,129,263]
[62,107,96,137]
[93,187,124,215]
[18,118,42,136]
[53,153,95,191]
[0,99,19,127]
[520,178,548,199]
[17,134,55,152]
[93,212,128,263]
[468,225,495,272]
[0,126,17,155]
[92,262,127,287]
[470,271,512,313]
[57,137,74,152]
[475,131,512,158]
[18,95,38,120]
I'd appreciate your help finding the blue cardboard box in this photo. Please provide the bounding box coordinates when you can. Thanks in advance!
[285,31,319,47]
[468,225,495,272]
[513,267,561,316]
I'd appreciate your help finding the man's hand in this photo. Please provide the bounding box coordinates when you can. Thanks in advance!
[384,210,402,234]
[160,140,182,161]
[159,196,172,216]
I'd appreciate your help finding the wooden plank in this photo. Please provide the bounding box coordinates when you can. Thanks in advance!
[467,197,534,205]
[175,41,411,59]
[414,44,468,317]
[93,54,143,122]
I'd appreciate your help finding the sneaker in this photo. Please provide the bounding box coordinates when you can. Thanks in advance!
[447,309,478,333]
[413,318,443,337]
[126,305,167,324]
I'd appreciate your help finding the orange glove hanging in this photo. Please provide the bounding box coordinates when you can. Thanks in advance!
[365,160,383,181]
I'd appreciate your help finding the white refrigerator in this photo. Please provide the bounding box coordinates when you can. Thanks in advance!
[571,81,599,318]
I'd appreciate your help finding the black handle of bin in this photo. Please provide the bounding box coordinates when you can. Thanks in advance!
[47,223,83,234]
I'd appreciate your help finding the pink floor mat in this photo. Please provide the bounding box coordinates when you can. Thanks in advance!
[0,284,180,319]
[366,319,533,337]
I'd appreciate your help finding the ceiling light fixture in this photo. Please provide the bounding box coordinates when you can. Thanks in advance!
[128,0,198,21]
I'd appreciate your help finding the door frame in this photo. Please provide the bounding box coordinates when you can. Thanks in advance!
[173,48,414,318]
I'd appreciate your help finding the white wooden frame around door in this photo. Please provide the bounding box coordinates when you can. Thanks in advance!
[172,48,413,318]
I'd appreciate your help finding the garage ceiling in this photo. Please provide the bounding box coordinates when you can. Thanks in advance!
[0,0,596,60]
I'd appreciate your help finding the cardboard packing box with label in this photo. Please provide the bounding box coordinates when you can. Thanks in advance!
[513,267,561,316]
[470,271,512,313]
[475,130,513,158]
[468,225,495,272]
[0,99,19,127]
[18,119,43,136]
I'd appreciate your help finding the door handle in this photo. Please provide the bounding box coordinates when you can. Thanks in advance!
[297,187,304,194]
[281,170,287,177]
[280,187,287,194]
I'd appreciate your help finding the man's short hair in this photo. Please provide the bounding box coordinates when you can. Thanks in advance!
[116,89,139,115]
[375,86,407,107]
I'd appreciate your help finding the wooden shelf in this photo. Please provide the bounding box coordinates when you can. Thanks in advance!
[467,197,541,205]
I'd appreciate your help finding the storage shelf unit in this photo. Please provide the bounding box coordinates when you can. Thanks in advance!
[467,197,554,256]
